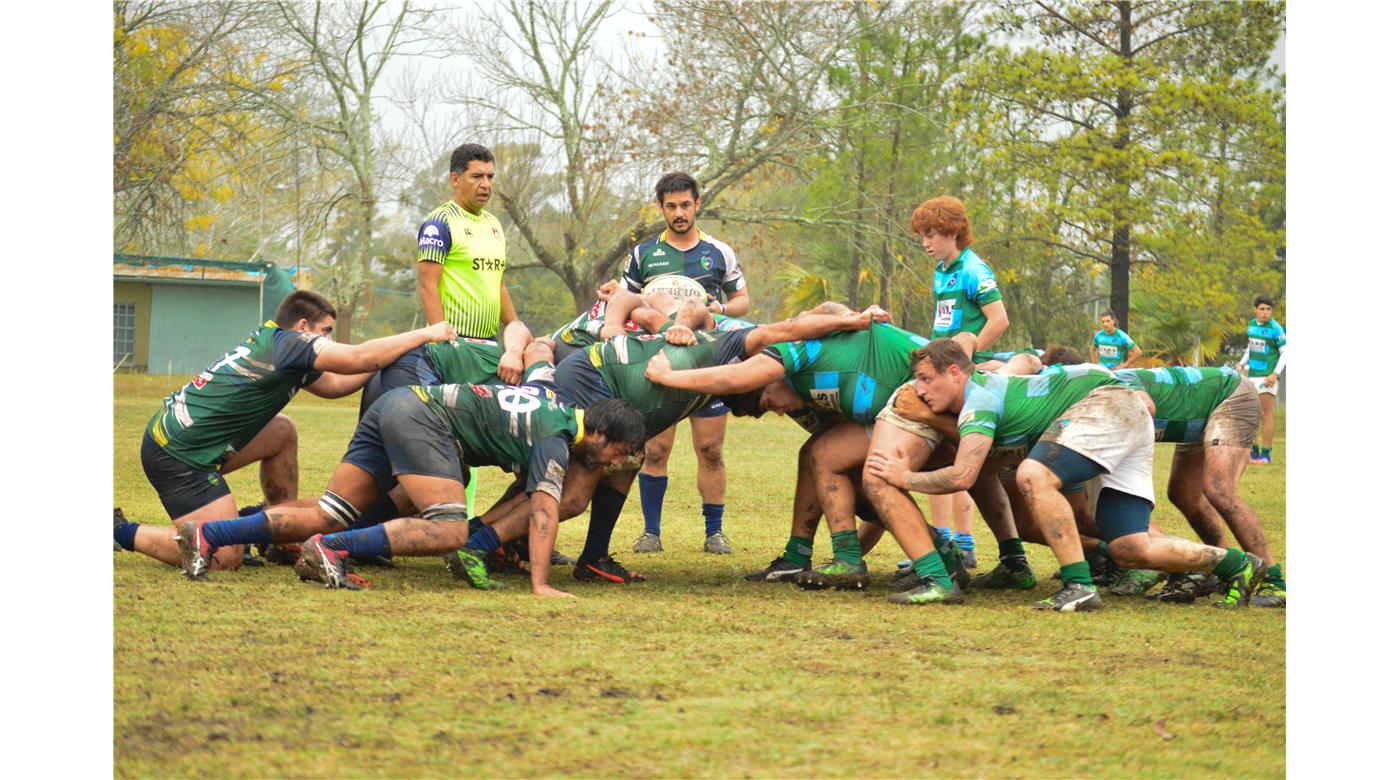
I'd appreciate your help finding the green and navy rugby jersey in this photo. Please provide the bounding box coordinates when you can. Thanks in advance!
[957,363,1117,448]
[1245,318,1286,377]
[424,337,503,385]
[148,322,326,469]
[622,230,745,299]
[932,247,1001,339]
[1115,366,1242,443]
[416,200,507,338]
[588,328,752,437]
[417,383,582,501]
[1092,329,1137,368]
[550,299,647,348]
[762,323,930,424]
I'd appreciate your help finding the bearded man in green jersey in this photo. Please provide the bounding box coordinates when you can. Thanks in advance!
[866,339,1267,612]
[1117,366,1286,607]
[113,291,458,572]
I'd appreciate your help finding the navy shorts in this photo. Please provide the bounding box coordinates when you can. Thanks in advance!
[141,431,231,520]
[344,387,466,493]
[552,340,584,366]
[693,398,729,418]
[358,346,442,418]
[549,349,617,409]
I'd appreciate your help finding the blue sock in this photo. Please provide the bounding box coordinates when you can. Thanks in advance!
[702,503,724,536]
[466,524,500,554]
[954,531,975,552]
[114,522,139,551]
[321,525,391,559]
[201,511,273,547]
[639,474,668,536]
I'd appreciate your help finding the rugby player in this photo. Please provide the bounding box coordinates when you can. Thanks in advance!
[1089,311,1142,369]
[113,291,457,570]
[1117,365,1286,607]
[622,172,751,555]
[1237,296,1286,465]
[866,339,1266,611]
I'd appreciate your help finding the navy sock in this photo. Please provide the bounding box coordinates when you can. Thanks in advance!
[466,524,501,554]
[201,511,273,547]
[638,474,668,536]
[468,516,485,534]
[322,525,391,559]
[114,522,139,551]
[350,492,400,530]
[580,485,628,564]
[702,503,724,536]
[954,531,974,552]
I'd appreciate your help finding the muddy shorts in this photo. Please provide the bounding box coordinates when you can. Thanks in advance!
[343,387,465,493]
[1035,385,1155,504]
[1246,375,1279,397]
[873,382,944,449]
[1176,379,1260,454]
[141,431,231,519]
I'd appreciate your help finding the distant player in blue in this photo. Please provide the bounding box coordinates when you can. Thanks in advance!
[1090,312,1141,369]
[1235,295,1287,465]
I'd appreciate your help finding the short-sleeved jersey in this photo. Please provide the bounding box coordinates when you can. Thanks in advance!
[932,247,1002,339]
[957,363,1117,448]
[1245,318,1286,377]
[587,328,752,437]
[424,337,503,385]
[762,323,930,424]
[416,200,507,339]
[419,383,582,501]
[1115,366,1242,443]
[622,230,745,299]
[550,299,647,348]
[1092,329,1138,369]
[148,323,327,469]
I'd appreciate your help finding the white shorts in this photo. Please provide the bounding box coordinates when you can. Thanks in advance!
[1037,386,1155,504]
[1247,375,1279,396]
[874,382,945,450]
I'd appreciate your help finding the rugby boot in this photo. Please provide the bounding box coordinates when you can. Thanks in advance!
[961,548,978,570]
[971,560,1037,590]
[444,546,504,590]
[261,543,302,566]
[795,559,870,591]
[1214,552,1265,609]
[296,534,368,590]
[933,534,972,589]
[889,564,923,592]
[113,507,128,552]
[703,531,734,555]
[175,521,214,581]
[744,556,809,583]
[573,554,646,583]
[1108,568,1164,596]
[549,548,576,566]
[1031,582,1103,612]
[1145,572,1218,604]
[1252,564,1286,608]
[483,544,529,576]
[631,532,664,553]
[887,578,965,605]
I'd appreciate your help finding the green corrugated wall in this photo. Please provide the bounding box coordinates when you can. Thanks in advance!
[147,284,262,375]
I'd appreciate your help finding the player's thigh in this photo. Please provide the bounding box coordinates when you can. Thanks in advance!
[323,461,388,518]
[811,421,875,474]
[171,494,241,526]
[220,414,296,474]
[866,419,935,475]
[1201,444,1250,499]
[644,424,679,462]
[396,473,468,511]
[1168,445,1205,505]
[688,411,728,454]
[142,433,237,522]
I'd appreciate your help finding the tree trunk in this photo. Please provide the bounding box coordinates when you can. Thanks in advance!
[1111,0,1135,332]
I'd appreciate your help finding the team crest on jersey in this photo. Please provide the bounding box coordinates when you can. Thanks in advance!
[464,227,474,237]
[943,275,959,290]
[653,248,667,257]
[700,254,712,271]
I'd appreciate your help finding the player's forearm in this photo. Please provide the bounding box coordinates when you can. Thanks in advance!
[310,372,374,398]
[905,464,978,495]
[1273,344,1286,375]
[418,269,445,324]
[975,310,1009,352]
[499,319,531,354]
[764,313,857,344]
[659,364,766,395]
[335,328,434,372]
[498,282,520,326]
[720,291,750,317]
[601,291,645,338]
[527,495,560,591]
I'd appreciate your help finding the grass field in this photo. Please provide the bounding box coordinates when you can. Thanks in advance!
[114,373,1285,778]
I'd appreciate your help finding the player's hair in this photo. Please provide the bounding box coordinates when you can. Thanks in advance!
[1100,310,1118,322]
[910,196,974,249]
[450,143,494,174]
[655,171,700,203]
[274,290,337,328]
[910,338,972,374]
[1040,346,1083,366]
[719,388,765,418]
[1253,294,1275,308]
[583,399,647,452]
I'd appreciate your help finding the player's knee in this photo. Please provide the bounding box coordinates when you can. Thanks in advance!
[1202,478,1241,514]
[524,338,555,364]
[1166,478,1195,512]
[645,439,673,464]
[422,502,469,522]
[270,414,298,450]
[1015,461,1055,496]
[695,440,725,468]
[1107,535,1152,569]
[318,490,360,530]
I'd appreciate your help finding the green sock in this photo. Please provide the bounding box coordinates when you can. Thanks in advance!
[782,535,814,566]
[1266,562,1285,588]
[1096,540,1110,558]
[912,551,952,588]
[832,530,862,565]
[934,532,961,572]
[1262,447,1272,457]
[998,538,1025,558]
[1251,444,1260,457]
[1059,560,1094,587]
[1212,548,1248,579]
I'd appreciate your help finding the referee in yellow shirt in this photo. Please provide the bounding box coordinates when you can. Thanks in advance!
[416,143,532,517]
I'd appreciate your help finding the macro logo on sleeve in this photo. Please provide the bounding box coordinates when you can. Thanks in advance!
[419,223,445,249]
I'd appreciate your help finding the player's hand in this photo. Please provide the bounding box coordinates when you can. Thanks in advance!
[424,321,458,342]
[645,351,674,382]
[532,583,577,599]
[497,349,525,385]
[866,448,910,490]
[860,305,892,323]
[892,385,939,425]
[596,280,620,301]
[1263,373,1278,388]
[707,300,724,314]
[664,325,697,346]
